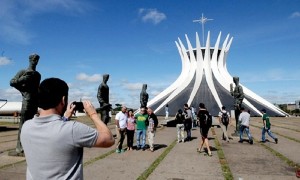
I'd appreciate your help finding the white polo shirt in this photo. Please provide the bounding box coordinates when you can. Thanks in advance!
[115,111,128,129]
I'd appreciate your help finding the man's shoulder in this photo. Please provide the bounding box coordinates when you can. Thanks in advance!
[151,113,157,118]
[116,111,121,115]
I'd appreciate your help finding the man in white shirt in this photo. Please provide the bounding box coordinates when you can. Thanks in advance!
[238,107,253,144]
[115,105,128,153]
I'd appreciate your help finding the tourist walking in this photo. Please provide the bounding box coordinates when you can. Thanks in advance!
[197,103,212,156]
[175,109,185,143]
[165,104,169,119]
[20,78,114,179]
[115,105,128,153]
[126,109,135,151]
[218,106,230,142]
[183,104,192,141]
[135,107,149,151]
[238,107,253,144]
[261,109,278,144]
[147,108,158,152]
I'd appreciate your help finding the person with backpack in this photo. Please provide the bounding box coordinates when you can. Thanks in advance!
[196,103,212,156]
[218,106,231,142]
[261,109,278,144]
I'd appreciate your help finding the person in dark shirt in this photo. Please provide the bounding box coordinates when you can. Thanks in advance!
[197,103,212,156]
[175,109,185,143]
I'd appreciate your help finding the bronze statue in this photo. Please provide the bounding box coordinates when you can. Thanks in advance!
[230,76,244,134]
[9,53,41,155]
[97,74,111,125]
[140,84,149,108]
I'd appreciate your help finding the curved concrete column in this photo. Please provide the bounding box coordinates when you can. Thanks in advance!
[149,31,288,117]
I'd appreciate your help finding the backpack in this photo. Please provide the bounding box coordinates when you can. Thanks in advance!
[205,113,212,128]
[200,112,212,128]
[221,112,229,125]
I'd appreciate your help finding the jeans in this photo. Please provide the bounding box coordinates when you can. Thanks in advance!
[136,129,146,148]
[262,127,277,141]
[239,125,252,141]
[186,128,191,140]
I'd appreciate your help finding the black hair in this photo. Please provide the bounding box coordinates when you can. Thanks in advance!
[38,78,68,110]
[178,109,183,114]
[199,103,205,109]
[222,106,226,110]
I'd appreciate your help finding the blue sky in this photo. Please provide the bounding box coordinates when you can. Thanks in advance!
[0,0,300,109]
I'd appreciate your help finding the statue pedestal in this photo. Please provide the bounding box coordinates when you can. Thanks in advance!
[8,150,25,157]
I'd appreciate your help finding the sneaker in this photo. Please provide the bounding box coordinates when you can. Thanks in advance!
[238,140,243,143]
[275,138,278,144]
[260,140,266,143]
[120,149,125,153]
[115,149,121,153]
[197,148,202,153]
[142,147,146,151]
[136,147,141,151]
[249,140,253,145]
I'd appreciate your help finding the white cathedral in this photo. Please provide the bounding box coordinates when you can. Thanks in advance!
[147,31,288,117]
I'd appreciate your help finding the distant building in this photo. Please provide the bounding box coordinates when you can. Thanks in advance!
[287,103,296,111]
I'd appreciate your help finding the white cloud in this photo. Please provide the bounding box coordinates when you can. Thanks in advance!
[0,0,92,44]
[139,8,166,25]
[238,68,300,83]
[0,56,12,66]
[76,73,102,82]
[122,82,144,91]
[0,88,22,102]
[289,12,300,19]
[23,0,91,14]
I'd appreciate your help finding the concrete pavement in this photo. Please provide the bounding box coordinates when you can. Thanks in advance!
[0,116,299,179]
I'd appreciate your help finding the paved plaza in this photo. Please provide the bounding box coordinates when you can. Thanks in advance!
[0,116,299,180]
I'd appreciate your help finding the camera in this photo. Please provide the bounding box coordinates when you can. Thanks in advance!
[72,101,84,112]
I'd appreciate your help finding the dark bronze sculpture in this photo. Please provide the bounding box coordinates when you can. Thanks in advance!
[9,54,41,156]
[230,76,244,135]
[97,74,111,125]
[140,84,149,108]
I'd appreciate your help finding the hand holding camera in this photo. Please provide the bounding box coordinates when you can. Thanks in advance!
[72,101,84,112]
